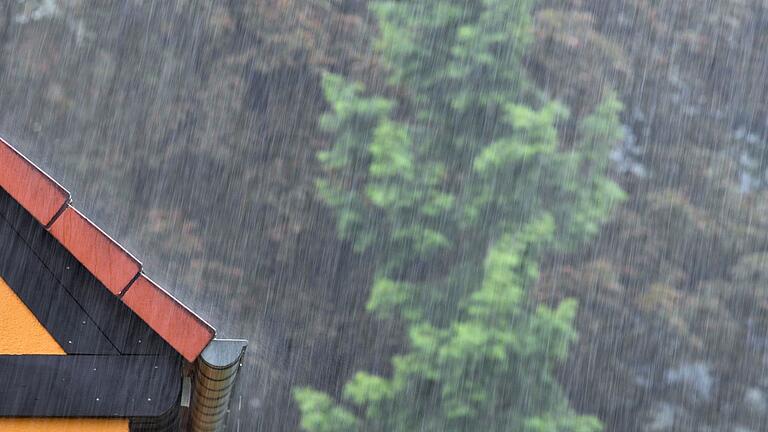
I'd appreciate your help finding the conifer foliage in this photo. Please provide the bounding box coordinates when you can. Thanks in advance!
[295,1,625,430]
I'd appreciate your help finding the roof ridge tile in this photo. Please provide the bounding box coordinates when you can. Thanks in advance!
[122,274,215,362]
[0,138,70,226]
[48,204,142,295]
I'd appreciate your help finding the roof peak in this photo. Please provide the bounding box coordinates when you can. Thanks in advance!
[0,137,215,362]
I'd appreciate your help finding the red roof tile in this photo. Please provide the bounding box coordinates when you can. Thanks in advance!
[122,275,215,362]
[0,138,216,361]
[48,205,142,295]
[0,138,70,226]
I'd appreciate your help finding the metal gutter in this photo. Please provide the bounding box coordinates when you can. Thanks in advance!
[190,339,248,432]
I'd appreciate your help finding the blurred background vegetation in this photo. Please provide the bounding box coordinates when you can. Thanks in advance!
[4,1,768,431]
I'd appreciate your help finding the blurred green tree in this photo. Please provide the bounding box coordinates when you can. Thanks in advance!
[295,0,625,430]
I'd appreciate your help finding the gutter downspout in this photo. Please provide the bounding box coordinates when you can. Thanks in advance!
[190,339,248,432]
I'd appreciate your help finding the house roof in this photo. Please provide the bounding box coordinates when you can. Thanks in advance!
[0,175,182,422]
[0,138,215,362]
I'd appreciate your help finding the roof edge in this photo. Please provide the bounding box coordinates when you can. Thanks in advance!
[0,137,216,361]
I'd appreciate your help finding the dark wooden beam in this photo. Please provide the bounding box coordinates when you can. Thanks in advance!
[0,355,181,417]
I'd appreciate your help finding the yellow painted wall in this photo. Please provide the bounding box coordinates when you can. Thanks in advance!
[0,277,128,431]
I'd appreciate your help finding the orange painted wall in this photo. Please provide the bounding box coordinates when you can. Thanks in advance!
[0,276,64,354]
[0,418,128,432]
[0,277,128,431]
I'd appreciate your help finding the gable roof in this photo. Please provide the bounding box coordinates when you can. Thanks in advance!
[0,189,183,423]
[0,138,215,362]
